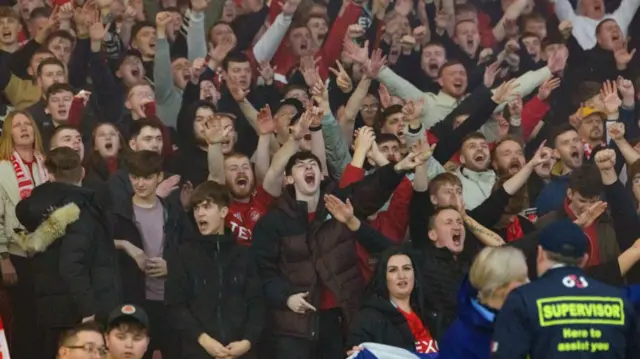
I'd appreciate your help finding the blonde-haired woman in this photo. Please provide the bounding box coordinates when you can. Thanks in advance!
[438,246,529,359]
[0,110,47,359]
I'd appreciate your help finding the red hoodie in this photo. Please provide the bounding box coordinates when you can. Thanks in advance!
[266,1,362,83]
[339,164,412,281]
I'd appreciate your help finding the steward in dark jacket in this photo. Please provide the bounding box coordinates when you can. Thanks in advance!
[252,155,408,358]
[15,179,121,359]
[165,229,264,359]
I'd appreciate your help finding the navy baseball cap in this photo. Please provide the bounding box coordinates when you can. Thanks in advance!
[107,304,149,329]
[538,219,588,258]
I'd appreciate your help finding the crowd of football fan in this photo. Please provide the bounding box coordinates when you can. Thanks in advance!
[1,0,640,358]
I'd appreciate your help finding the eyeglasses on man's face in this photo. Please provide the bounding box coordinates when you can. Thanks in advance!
[65,343,108,358]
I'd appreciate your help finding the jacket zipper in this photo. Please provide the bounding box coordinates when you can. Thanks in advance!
[214,239,227,343]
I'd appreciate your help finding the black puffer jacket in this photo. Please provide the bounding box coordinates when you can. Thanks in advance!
[349,295,428,351]
[15,182,121,328]
[165,230,264,359]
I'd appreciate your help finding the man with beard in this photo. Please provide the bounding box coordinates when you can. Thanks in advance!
[535,124,584,215]
[455,133,496,209]
[396,42,447,93]
[209,108,313,245]
[574,107,606,160]
[489,136,550,240]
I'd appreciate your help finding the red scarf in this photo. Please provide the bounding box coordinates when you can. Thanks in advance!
[505,216,524,242]
[10,151,46,200]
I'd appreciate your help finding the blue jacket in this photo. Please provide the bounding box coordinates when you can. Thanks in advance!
[438,278,494,359]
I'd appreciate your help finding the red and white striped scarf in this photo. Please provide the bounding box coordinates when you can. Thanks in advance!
[10,151,47,200]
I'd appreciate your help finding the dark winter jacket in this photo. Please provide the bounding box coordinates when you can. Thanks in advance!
[165,230,264,359]
[251,163,405,339]
[348,295,438,352]
[14,182,121,328]
[113,195,193,305]
[170,100,213,187]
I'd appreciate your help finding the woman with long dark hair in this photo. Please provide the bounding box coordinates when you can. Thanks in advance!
[347,247,439,355]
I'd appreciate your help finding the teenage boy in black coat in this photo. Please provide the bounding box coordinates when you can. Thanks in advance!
[165,181,264,359]
[112,150,188,359]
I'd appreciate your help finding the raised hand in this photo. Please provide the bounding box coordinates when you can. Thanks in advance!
[89,16,111,42]
[478,48,494,65]
[354,126,375,154]
[434,8,452,32]
[204,116,232,144]
[343,39,369,65]
[528,141,551,167]
[74,90,92,106]
[413,25,430,46]
[614,39,636,68]
[291,110,312,140]
[410,139,435,162]
[191,0,211,12]
[608,122,625,141]
[156,11,173,30]
[58,2,74,21]
[574,201,607,228]
[394,150,428,172]
[209,35,235,65]
[328,61,353,93]
[258,61,276,86]
[491,79,520,104]
[364,48,387,78]
[558,20,573,39]
[122,5,137,23]
[190,57,206,83]
[324,194,355,224]
[617,76,634,101]
[483,61,501,88]
[600,80,621,114]
[300,56,321,87]
[547,46,569,73]
[156,175,181,198]
[537,77,561,101]
[310,79,328,107]
[227,78,250,102]
[347,24,366,39]
[594,148,616,171]
[257,105,276,135]
[281,0,301,16]
[378,84,392,109]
